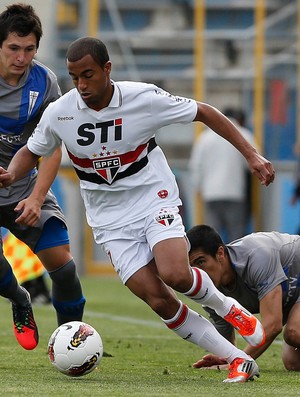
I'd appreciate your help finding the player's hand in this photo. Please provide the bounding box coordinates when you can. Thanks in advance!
[248,153,275,186]
[192,354,228,369]
[0,167,13,188]
[14,197,42,226]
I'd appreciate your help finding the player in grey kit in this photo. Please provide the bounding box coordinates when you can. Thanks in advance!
[187,224,300,371]
[0,3,85,350]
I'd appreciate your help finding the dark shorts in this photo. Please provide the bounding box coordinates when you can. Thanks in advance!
[0,189,68,253]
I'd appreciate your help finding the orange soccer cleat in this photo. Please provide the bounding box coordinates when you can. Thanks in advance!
[12,287,39,350]
[224,304,266,347]
[223,357,260,383]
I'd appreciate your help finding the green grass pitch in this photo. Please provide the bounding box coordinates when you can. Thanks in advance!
[0,275,298,397]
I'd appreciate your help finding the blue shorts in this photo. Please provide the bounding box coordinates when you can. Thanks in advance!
[34,217,69,253]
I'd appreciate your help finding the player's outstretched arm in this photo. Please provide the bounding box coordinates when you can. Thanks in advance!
[15,147,62,226]
[192,354,228,370]
[194,102,275,186]
[0,145,40,188]
[243,286,283,360]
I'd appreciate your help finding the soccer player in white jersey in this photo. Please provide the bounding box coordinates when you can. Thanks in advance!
[0,37,275,382]
[0,4,85,350]
[188,224,300,372]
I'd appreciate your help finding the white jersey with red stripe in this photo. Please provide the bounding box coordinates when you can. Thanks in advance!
[28,81,197,229]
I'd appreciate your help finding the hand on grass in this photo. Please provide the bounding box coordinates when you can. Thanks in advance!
[193,354,228,370]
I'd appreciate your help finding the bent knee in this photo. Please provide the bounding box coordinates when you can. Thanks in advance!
[283,353,300,371]
[282,339,300,371]
[160,269,193,292]
[283,327,299,347]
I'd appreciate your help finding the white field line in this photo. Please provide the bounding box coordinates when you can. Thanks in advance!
[84,310,164,328]
[83,309,283,345]
[38,305,283,345]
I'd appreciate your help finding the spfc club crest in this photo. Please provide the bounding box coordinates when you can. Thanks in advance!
[155,210,175,226]
[93,157,120,184]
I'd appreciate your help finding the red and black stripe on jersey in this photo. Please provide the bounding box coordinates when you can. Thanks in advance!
[67,137,157,185]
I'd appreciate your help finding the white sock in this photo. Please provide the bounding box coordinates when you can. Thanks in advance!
[184,267,239,318]
[162,301,249,363]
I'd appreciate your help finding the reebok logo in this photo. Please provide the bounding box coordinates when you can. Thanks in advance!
[58,116,74,121]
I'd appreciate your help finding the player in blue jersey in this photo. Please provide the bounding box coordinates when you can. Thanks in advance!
[0,3,85,350]
[188,224,300,371]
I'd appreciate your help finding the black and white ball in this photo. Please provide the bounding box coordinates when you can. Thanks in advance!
[48,321,103,377]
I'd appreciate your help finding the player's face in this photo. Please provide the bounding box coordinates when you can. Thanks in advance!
[67,54,113,111]
[189,248,224,287]
[0,32,37,85]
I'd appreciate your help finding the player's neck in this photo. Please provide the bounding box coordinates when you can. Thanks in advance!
[0,68,24,86]
[95,83,114,111]
[222,259,236,289]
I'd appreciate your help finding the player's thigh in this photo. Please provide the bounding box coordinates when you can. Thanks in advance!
[125,259,180,318]
[100,227,153,285]
[1,204,42,249]
[36,244,72,271]
[282,301,300,371]
[152,237,192,290]
[34,216,72,270]
[283,301,300,346]
[146,207,192,290]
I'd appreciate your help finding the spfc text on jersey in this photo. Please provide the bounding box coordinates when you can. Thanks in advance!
[93,157,121,184]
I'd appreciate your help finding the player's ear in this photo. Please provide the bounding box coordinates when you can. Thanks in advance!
[217,245,225,260]
[104,61,112,74]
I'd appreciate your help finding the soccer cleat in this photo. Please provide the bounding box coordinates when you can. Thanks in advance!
[224,304,265,347]
[223,358,260,383]
[12,287,39,350]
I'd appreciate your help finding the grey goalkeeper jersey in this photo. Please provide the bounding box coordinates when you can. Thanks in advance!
[0,59,61,205]
[204,231,300,339]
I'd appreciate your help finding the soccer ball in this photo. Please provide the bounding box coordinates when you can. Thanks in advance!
[48,321,103,377]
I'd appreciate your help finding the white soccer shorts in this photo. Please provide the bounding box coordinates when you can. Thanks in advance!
[94,207,186,283]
